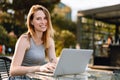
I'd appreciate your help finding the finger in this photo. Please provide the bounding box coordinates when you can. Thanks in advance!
[43,68,50,72]
[46,66,55,73]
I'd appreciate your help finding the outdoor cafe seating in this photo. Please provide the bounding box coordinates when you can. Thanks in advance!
[0,56,120,80]
[0,56,11,80]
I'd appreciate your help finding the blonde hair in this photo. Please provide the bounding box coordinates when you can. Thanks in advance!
[26,4,54,49]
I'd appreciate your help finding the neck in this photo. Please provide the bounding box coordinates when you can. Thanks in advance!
[31,32,43,45]
[33,31,43,41]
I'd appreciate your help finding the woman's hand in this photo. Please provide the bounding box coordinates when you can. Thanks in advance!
[39,62,56,73]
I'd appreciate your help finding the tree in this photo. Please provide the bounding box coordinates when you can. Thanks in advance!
[0,0,60,54]
[55,30,76,56]
[52,15,77,56]
[0,25,8,45]
[52,14,77,35]
[0,0,60,12]
[0,0,60,37]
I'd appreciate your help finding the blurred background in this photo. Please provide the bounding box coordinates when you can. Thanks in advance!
[0,0,120,66]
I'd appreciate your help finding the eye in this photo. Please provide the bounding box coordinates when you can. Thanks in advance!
[36,17,42,20]
[44,17,47,20]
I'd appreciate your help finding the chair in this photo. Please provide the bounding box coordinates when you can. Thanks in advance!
[0,56,11,80]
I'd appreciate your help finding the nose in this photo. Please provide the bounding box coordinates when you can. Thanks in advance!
[41,19,46,24]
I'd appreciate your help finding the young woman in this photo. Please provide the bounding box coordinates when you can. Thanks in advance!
[9,4,57,79]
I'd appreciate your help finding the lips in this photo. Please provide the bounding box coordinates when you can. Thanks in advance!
[39,25,46,28]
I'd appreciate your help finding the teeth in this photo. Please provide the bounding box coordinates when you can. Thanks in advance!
[40,26,46,28]
[41,26,45,27]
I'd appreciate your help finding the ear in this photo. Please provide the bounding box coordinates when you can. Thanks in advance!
[31,21,33,25]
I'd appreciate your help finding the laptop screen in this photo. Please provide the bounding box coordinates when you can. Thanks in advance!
[53,48,93,77]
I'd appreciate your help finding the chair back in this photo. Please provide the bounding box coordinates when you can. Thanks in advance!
[0,56,11,79]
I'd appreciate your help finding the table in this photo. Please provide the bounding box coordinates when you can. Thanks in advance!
[27,69,117,80]
[89,65,120,71]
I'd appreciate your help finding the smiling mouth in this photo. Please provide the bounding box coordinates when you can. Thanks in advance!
[39,25,46,28]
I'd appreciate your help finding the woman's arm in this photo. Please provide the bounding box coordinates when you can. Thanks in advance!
[10,35,40,76]
[47,38,57,63]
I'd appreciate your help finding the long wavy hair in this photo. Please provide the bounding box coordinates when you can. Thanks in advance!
[26,4,54,49]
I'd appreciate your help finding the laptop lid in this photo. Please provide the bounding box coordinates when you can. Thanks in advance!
[35,48,93,77]
[53,48,93,77]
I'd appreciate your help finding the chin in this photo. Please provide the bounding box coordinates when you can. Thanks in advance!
[41,29,47,32]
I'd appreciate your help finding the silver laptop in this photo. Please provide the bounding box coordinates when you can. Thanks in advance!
[35,48,93,77]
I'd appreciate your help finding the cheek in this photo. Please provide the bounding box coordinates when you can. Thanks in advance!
[33,21,39,26]
[45,20,48,24]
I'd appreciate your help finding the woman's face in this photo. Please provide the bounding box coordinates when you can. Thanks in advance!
[31,10,47,32]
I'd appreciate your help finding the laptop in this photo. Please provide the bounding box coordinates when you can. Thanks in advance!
[35,48,93,77]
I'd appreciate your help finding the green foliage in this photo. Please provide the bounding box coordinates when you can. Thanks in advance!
[0,0,60,37]
[7,35,17,53]
[0,0,77,56]
[0,25,17,53]
[52,15,76,35]
[0,12,12,23]
[0,25,8,45]
[0,0,60,12]
[55,30,76,57]
[52,15,77,56]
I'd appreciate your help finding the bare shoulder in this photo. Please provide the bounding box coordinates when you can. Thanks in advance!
[16,34,30,49]
[19,34,29,42]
